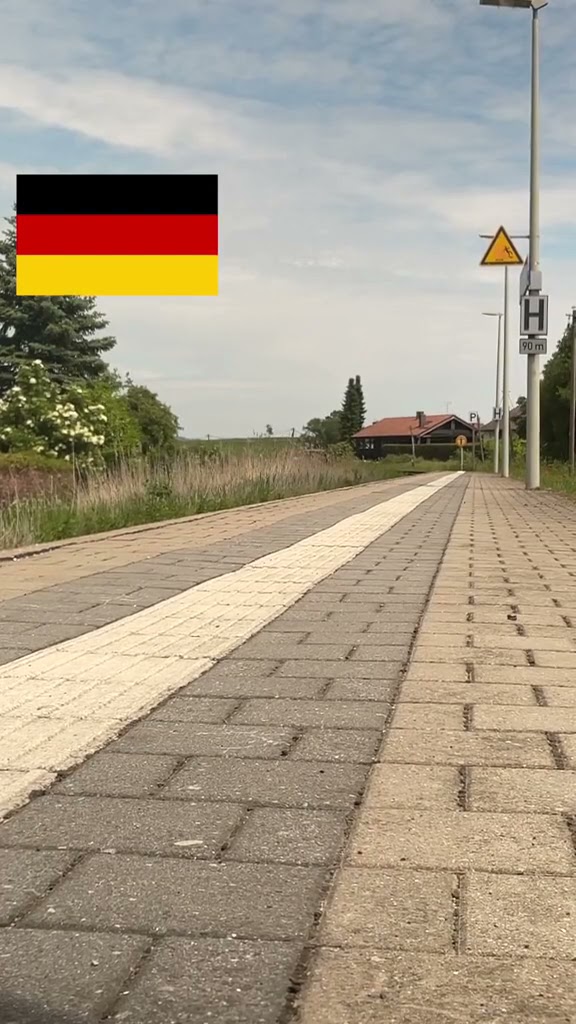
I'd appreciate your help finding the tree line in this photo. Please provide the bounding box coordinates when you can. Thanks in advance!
[302,375,366,450]
[514,318,576,461]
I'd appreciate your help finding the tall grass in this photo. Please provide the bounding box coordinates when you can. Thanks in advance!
[512,461,576,495]
[0,450,449,549]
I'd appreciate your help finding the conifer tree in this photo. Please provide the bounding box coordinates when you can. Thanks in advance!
[0,211,116,395]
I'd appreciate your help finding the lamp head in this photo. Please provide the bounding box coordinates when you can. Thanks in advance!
[479,0,548,8]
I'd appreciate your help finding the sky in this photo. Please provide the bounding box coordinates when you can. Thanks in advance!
[0,0,575,438]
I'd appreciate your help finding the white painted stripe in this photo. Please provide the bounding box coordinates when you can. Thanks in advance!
[0,473,462,815]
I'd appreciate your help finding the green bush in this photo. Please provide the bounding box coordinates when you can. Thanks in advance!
[0,450,72,473]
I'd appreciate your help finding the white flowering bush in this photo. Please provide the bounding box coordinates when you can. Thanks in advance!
[0,361,109,466]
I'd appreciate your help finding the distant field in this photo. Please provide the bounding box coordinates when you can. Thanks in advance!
[178,437,299,455]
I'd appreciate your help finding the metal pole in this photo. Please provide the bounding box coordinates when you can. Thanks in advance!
[526,4,541,490]
[494,313,502,474]
[460,445,464,471]
[570,308,576,473]
[502,266,510,477]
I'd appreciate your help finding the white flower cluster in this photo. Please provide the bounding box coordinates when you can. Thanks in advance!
[0,358,109,462]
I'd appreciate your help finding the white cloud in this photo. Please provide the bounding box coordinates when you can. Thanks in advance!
[0,0,575,435]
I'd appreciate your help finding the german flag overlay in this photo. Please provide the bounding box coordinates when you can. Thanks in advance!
[16,174,218,296]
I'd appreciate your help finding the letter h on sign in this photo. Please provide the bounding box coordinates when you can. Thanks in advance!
[520,295,548,338]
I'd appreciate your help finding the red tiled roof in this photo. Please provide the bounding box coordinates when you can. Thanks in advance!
[354,414,468,439]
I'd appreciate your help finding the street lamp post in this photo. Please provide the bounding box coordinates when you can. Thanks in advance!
[479,0,548,490]
[483,312,503,474]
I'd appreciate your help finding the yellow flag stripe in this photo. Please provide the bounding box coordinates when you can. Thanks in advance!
[16,254,218,296]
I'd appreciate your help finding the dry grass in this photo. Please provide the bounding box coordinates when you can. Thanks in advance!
[0,449,449,549]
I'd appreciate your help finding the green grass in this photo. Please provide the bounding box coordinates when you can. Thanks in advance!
[512,461,576,495]
[0,450,453,549]
[178,437,297,456]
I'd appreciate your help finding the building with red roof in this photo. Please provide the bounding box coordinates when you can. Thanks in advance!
[353,411,474,460]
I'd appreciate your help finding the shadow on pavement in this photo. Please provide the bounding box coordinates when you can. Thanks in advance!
[0,994,93,1024]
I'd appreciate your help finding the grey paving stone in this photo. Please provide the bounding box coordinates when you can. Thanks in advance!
[22,854,324,940]
[363,622,417,636]
[349,645,408,662]
[261,619,335,633]
[305,631,405,648]
[348,808,575,873]
[181,660,280,686]
[0,848,77,925]
[324,613,384,626]
[229,640,353,661]
[290,729,381,763]
[179,674,326,699]
[0,621,47,638]
[0,648,33,665]
[112,936,300,1024]
[146,697,238,723]
[466,873,576,958]
[292,593,345,606]
[1,594,99,613]
[109,722,295,758]
[0,795,244,859]
[160,758,367,809]
[231,698,389,730]
[225,807,347,865]
[297,950,576,1024]
[280,609,332,622]
[380,729,554,767]
[363,614,421,628]
[257,629,309,642]
[324,679,398,701]
[115,587,188,606]
[318,867,455,950]
[0,606,89,624]
[77,604,158,626]
[53,753,179,797]
[277,660,401,679]
[0,929,148,1024]
[340,596,387,608]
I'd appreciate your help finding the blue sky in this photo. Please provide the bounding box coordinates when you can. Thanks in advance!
[1,0,575,437]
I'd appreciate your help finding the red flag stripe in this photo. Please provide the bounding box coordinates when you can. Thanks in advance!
[16,214,218,255]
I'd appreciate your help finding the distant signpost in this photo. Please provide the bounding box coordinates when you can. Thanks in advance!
[455,434,467,470]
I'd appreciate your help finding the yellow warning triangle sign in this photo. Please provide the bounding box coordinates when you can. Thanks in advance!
[480,226,523,266]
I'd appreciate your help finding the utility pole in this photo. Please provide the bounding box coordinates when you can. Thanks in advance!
[502,266,510,477]
[570,308,576,473]
[480,233,529,479]
[525,1,545,490]
[482,311,503,474]
[479,0,549,490]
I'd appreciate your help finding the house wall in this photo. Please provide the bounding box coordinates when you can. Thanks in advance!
[354,422,474,461]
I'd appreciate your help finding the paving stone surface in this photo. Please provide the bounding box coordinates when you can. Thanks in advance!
[297,950,576,1023]
[0,848,77,925]
[0,929,148,1024]
[317,867,455,950]
[15,473,576,1019]
[0,474,465,1022]
[297,476,576,1023]
[111,937,301,1024]
[159,757,368,808]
